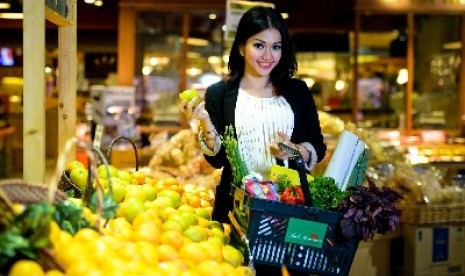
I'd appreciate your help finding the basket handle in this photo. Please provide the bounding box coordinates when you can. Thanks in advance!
[294,156,312,207]
[105,136,139,171]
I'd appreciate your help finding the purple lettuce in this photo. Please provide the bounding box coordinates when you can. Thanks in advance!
[337,177,403,241]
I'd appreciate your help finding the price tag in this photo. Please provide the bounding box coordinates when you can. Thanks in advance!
[93,124,103,149]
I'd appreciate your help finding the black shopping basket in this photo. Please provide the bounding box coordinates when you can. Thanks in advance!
[230,144,360,276]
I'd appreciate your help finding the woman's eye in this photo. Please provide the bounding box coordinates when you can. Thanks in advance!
[253,43,264,49]
[273,45,282,50]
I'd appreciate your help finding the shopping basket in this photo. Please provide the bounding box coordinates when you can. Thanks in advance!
[230,145,360,276]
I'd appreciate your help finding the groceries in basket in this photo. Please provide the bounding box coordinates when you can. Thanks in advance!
[225,125,403,275]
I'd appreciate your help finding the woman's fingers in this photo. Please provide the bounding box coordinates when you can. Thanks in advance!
[179,97,209,120]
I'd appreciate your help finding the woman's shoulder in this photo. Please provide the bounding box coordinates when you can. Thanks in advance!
[287,78,308,89]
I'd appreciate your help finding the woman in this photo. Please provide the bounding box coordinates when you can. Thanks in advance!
[180,6,326,224]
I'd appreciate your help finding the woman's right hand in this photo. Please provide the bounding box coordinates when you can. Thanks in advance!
[179,97,210,121]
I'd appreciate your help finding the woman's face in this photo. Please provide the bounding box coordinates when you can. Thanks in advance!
[241,27,282,78]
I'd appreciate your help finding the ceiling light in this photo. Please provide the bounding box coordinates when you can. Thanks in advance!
[0,3,11,9]
[94,0,103,6]
[0,12,22,19]
[84,0,95,3]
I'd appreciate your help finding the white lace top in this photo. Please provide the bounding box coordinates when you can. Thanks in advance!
[235,88,294,178]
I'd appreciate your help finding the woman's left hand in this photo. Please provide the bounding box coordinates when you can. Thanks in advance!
[270,131,298,160]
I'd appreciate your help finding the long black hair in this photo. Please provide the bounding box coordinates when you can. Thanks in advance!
[227,6,297,95]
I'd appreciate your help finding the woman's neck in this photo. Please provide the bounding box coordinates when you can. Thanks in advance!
[240,75,274,98]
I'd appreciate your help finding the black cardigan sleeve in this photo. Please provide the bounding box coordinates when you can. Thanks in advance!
[202,82,229,169]
[284,79,327,163]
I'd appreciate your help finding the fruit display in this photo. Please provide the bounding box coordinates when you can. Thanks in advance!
[2,161,254,275]
[147,129,223,190]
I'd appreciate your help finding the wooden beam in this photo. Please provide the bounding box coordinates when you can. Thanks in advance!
[23,0,46,182]
[58,0,77,167]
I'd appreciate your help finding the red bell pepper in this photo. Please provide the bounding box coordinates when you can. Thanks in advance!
[280,185,305,205]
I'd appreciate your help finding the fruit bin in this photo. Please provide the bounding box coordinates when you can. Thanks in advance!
[231,186,359,276]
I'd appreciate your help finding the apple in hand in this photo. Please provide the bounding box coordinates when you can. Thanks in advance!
[179,89,200,105]
[70,167,89,190]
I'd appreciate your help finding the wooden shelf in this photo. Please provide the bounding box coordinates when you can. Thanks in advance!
[45,6,73,26]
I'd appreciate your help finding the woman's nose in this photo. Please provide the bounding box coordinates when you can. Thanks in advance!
[262,48,271,60]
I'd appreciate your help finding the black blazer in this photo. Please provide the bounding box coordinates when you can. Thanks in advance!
[203,78,327,173]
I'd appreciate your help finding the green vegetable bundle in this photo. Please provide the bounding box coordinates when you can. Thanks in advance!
[222,125,249,186]
[308,176,348,210]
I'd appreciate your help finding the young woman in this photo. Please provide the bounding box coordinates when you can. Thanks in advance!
[180,6,327,224]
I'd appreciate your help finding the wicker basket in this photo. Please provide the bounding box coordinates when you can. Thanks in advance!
[400,202,465,224]
[0,179,67,205]
[58,171,82,198]
[0,179,66,272]
[57,136,139,198]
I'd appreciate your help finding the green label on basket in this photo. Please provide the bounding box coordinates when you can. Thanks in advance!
[284,218,328,248]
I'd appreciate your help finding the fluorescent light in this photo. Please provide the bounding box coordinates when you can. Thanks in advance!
[0,12,23,19]
[0,3,11,9]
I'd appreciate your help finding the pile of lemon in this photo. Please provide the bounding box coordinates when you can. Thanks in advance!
[7,172,253,276]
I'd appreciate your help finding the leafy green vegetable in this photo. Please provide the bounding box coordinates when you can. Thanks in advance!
[0,202,55,271]
[308,176,348,210]
[88,190,118,221]
[276,174,292,193]
[222,125,249,186]
[54,200,94,235]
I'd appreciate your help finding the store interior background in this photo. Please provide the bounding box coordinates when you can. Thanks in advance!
[0,1,465,276]
[0,1,464,173]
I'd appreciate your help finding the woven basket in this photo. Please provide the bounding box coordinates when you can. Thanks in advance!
[58,171,82,198]
[0,179,67,205]
[400,202,465,224]
[0,179,66,272]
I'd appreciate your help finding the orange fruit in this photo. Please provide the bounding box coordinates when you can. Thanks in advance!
[44,269,65,276]
[160,230,185,250]
[199,240,223,262]
[8,260,44,276]
[135,241,159,264]
[74,227,101,243]
[132,210,163,231]
[179,242,209,263]
[157,244,179,262]
[195,260,227,276]
[222,245,244,268]
[132,221,161,245]
[183,225,209,242]
[162,219,184,233]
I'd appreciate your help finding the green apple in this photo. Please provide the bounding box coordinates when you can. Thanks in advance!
[65,160,85,173]
[117,170,133,185]
[111,180,127,203]
[70,167,89,190]
[98,164,118,179]
[157,189,182,209]
[120,197,145,223]
[179,89,200,104]
[142,184,157,201]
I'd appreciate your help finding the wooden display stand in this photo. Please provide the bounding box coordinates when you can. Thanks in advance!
[22,0,76,183]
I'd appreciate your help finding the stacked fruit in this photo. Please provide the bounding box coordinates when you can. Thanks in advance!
[6,160,253,276]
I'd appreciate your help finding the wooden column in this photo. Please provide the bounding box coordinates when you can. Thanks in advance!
[23,0,46,182]
[117,7,136,86]
[58,0,77,167]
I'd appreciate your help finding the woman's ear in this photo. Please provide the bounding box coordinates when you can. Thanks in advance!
[239,46,244,57]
